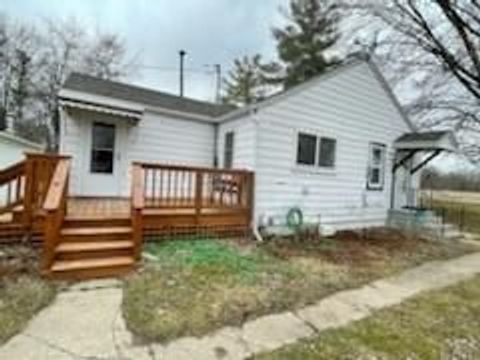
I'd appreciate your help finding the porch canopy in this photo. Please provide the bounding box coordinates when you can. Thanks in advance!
[59,98,144,121]
[391,130,457,208]
[393,130,457,174]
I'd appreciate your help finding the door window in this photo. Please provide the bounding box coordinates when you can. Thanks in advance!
[224,131,235,169]
[90,122,115,174]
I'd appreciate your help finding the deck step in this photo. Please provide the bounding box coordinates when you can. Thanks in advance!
[56,240,133,253]
[63,216,131,228]
[50,256,134,273]
[61,226,132,237]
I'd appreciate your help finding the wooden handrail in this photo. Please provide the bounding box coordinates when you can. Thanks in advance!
[41,158,70,273]
[135,161,253,176]
[43,159,71,211]
[0,161,25,183]
[0,160,26,216]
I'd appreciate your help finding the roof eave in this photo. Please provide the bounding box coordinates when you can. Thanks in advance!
[60,88,219,123]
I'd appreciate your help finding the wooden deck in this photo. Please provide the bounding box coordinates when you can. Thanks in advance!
[0,155,254,279]
[68,198,130,219]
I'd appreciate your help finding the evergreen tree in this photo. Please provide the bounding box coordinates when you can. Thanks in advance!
[223,54,268,106]
[273,0,340,89]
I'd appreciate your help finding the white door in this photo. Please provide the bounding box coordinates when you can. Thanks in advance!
[82,121,127,197]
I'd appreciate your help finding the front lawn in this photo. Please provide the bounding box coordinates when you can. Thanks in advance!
[0,246,57,344]
[123,229,478,343]
[256,275,480,359]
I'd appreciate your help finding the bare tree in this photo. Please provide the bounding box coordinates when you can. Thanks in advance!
[345,0,480,162]
[27,18,130,149]
[0,15,41,135]
[81,33,128,79]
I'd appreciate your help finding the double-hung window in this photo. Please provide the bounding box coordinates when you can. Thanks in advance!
[90,122,115,174]
[296,132,336,168]
[367,143,386,190]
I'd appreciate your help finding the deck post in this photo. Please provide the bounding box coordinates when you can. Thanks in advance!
[131,164,145,260]
[247,172,255,227]
[23,154,35,230]
[195,171,203,225]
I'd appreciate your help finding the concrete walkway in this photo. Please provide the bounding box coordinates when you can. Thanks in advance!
[2,252,480,360]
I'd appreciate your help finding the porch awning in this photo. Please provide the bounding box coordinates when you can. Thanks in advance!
[60,98,143,120]
[392,130,457,175]
[394,131,457,152]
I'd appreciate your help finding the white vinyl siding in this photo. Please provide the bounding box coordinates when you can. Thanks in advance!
[61,109,215,196]
[218,115,257,170]
[253,62,411,230]
[59,108,87,195]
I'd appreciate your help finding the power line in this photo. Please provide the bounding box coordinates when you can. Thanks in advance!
[134,64,215,74]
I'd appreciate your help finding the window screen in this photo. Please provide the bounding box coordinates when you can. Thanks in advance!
[318,137,336,167]
[224,131,235,169]
[90,122,115,174]
[297,133,317,165]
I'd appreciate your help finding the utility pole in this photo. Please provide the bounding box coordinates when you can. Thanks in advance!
[214,64,222,103]
[179,50,187,97]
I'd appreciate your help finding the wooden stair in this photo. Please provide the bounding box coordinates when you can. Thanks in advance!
[48,217,136,280]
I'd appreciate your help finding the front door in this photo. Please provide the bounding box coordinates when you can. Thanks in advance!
[82,121,126,197]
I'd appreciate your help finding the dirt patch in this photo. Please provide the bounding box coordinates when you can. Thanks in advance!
[0,245,40,279]
[263,227,443,266]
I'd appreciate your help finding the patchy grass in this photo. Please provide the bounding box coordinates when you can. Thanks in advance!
[256,276,480,360]
[0,276,56,344]
[0,246,57,344]
[123,230,478,343]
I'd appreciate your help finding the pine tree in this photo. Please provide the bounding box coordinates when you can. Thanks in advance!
[273,0,340,89]
[223,54,267,106]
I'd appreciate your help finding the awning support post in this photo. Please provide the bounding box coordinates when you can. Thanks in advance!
[410,149,442,175]
[393,149,418,173]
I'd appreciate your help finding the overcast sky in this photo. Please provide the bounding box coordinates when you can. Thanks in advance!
[1,0,288,101]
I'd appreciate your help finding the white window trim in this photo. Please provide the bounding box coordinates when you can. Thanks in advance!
[293,130,337,173]
[367,142,386,191]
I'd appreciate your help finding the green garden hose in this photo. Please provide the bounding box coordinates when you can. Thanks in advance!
[286,207,303,229]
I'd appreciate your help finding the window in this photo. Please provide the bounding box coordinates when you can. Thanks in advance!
[367,143,386,190]
[296,133,336,168]
[224,131,235,169]
[318,137,336,167]
[297,133,317,165]
[90,122,115,174]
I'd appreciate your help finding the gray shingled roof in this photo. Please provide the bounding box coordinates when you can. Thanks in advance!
[63,73,235,118]
[395,131,451,143]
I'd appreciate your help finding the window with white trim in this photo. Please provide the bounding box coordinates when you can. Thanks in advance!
[318,137,336,168]
[296,132,337,168]
[367,143,386,190]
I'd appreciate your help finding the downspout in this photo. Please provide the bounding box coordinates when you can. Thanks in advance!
[390,167,397,209]
[251,106,263,242]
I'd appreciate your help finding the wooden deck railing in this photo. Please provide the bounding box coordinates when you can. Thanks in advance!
[138,163,254,213]
[24,153,67,224]
[133,162,254,237]
[0,160,26,215]
[41,158,70,272]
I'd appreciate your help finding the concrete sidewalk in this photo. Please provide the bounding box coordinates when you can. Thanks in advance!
[1,252,480,360]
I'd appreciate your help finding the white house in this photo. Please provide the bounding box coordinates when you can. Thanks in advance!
[58,57,456,231]
[0,127,44,168]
